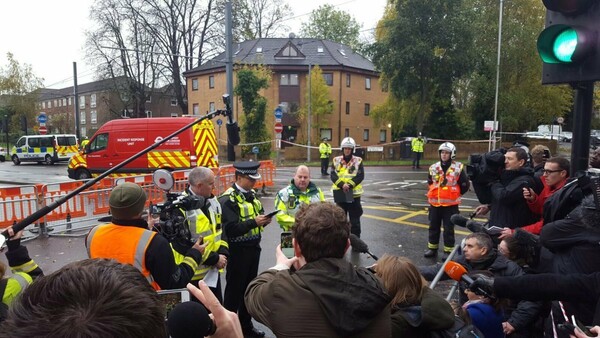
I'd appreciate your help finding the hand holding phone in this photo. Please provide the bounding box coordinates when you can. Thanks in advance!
[280,231,294,258]
[265,209,281,218]
[573,316,596,337]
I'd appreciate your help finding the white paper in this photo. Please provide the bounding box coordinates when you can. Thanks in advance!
[202,268,219,288]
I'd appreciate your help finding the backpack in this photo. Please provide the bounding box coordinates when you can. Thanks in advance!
[430,316,485,338]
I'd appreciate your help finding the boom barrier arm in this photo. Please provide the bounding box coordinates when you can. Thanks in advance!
[0,106,232,248]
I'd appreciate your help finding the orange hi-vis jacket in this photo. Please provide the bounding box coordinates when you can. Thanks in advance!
[427,161,463,207]
[86,223,160,290]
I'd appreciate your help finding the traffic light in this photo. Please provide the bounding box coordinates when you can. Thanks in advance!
[537,0,600,84]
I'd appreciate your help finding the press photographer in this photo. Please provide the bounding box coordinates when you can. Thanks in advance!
[86,182,206,290]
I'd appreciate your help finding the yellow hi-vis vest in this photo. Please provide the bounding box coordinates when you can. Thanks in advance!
[319,142,332,159]
[331,155,364,196]
[427,161,463,207]
[172,194,228,281]
[221,187,264,243]
[411,137,424,152]
[1,272,33,307]
[275,182,325,231]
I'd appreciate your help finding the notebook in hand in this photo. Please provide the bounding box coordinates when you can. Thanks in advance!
[333,189,354,203]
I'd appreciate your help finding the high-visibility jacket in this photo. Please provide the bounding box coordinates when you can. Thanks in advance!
[411,137,424,152]
[86,223,160,290]
[331,155,364,196]
[221,187,264,243]
[319,142,332,159]
[80,139,89,149]
[427,161,463,206]
[1,272,33,309]
[172,193,228,281]
[275,180,325,231]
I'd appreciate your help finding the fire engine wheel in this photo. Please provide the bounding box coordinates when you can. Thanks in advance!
[44,155,54,165]
[75,168,91,180]
[12,155,20,165]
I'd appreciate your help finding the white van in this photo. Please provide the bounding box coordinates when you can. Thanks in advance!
[10,134,79,165]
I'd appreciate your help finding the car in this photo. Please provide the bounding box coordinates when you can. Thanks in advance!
[0,146,6,162]
[524,131,551,140]
[559,131,572,142]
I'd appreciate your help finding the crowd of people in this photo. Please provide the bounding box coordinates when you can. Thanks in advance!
[1,137,599,338]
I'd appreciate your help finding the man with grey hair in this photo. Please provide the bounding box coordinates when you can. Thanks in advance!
[172,167,228,302]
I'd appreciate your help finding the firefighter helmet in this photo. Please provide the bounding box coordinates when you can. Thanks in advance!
[438,142,456,160]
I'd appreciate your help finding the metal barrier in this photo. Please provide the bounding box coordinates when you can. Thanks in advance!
[429,244,461,302]
[0,161,276,237]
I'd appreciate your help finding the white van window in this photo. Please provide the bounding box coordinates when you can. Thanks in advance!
[90,133,109,152]
[40,137,53,147]
[56,136,77,146]
[16,137,26,147]
[29,138,40,148]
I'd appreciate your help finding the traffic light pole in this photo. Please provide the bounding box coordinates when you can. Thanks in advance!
[571,82,594,174]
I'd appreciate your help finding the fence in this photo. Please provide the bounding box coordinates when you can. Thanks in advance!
[0,160,276,240]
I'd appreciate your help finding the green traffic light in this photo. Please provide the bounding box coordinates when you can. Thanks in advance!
[553,28,578,63]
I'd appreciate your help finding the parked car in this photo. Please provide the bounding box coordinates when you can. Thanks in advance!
[524,131,550,140]
[559,131,572,142]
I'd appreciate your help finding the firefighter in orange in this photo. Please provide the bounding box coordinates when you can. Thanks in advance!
[86,182,206,290]
[424,142,470,259]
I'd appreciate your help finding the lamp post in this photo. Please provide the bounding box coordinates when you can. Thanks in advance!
[491,0,504,150]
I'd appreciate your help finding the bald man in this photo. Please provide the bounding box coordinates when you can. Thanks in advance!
[275,165,325,231]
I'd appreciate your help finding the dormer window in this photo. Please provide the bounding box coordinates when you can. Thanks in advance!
[282,45,298,57]
[256,47,263,53]
[275,41,305,59]
[338,49,346,56]
[317,46,324,53]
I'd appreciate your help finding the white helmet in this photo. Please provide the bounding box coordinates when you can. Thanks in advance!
[340,137,356,150]
[438,142,456,160]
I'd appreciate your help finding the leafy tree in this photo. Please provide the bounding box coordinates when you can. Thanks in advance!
[235,0,292,40]
[234,66,271,159]
[298,65,332,144]
[300,5,362,50]
[0,53,43,139]
[371,0,475,133]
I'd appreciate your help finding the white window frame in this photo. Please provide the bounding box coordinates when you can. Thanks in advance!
[90,94,97,108]
[91,110,97,124]
[80,95,86,108]
[80,111,86,124]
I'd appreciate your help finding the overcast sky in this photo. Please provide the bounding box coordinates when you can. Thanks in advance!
[0,0,387,89]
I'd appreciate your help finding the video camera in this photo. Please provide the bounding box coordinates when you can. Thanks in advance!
[150,170,204,246]
[467,149,507,204]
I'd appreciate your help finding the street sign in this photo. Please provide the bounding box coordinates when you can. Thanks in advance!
[275,118,282,123]
[252,146,259,154]
[216,119,223,126]
[274,107,283,119]
[39,126,47,135]
[557,117,565,124]
[274,122,283,133]
[483,120,498,132]
[38,113,47,124]
[275,133,282,139]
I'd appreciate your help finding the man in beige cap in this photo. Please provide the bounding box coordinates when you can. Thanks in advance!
[85,182,205,290]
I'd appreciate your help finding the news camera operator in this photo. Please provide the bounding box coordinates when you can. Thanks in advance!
[170,167,229,303]
[86,182,206,290]
[471,147,538,229]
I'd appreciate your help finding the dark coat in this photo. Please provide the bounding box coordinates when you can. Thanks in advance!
[489,167,538,228]
[390,287,455,338]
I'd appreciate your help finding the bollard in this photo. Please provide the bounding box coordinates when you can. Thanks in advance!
[66,213,72,233]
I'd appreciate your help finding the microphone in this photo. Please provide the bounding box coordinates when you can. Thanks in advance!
[444,261,494,299]
[223,94,240,146]
[167,301,216,338]
[349,234,379,260]
[450,214,469,227]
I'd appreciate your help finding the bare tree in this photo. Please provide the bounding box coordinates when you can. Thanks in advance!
[235,0,292,40]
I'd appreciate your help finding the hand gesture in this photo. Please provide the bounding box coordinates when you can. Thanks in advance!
[523,187,537,202]
[187,281,243,338]
[193,236,207,254]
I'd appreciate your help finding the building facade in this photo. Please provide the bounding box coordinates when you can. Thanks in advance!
[183,38,390,148]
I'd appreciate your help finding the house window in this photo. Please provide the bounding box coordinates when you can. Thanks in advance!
[171,98,177,106]
[282,45,298,57]
[80,111,86,124]
[345,102,350,115]
[80,96,86,108]
[192,104,199,115]
[91,110,97,124]
[146,96,152,103]
[42,102,46,109]
[209,102,215,112]
[90,94,97,108]
[80,126,86,137]
[364,103,370,116]
[380,129,387,142]
[346,73,351,87]
[280,74,299,86]
[62,98,67,106]
[320,128,332,141]
[322,73,333,86]
[68,97,72,106]
[365,77,371,90]
[209,76,215,89]
[54,100,58,107]
[47,101,52,108]
[146,111,153,118]
[122,109,131,118]
[344,128,350,137]
[363,129,370,141]
[192,78,199,91]
[170,113,178,117]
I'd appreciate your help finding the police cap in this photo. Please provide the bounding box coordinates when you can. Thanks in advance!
[233,161,261,180]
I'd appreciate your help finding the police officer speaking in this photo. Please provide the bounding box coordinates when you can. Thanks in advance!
[219,161,272,338]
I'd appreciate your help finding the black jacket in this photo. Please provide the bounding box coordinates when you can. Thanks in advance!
[218,184,264,247]
[489,167,538,228]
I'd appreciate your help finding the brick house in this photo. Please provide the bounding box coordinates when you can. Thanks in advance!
[36,77,185,137]
[183,38,390,149]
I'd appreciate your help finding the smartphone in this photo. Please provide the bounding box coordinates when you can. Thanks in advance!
[573,316,596,337]
[558,322,576,335]
[280,231,294,258]
[266,209,281,218]
[157,288,190,320]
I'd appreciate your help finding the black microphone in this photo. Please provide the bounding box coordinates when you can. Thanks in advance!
[450,214,469,227]
[349,234,379,260]
[223,94,240,146]
[167,301,216,338]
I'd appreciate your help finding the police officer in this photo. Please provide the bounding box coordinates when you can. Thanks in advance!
[412,132,425,169]
[319,137,332,175]
[424,142,470,258]
[86,182,206,290]
[331,137,365,237]
[275,165,325,231]
[80,136,90,149]
[0,227,43,322]
[219,161,272,338]
[171,167,228,302]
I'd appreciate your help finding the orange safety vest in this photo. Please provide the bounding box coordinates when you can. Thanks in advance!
[86,223,160,290]
[427,161,463,207]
